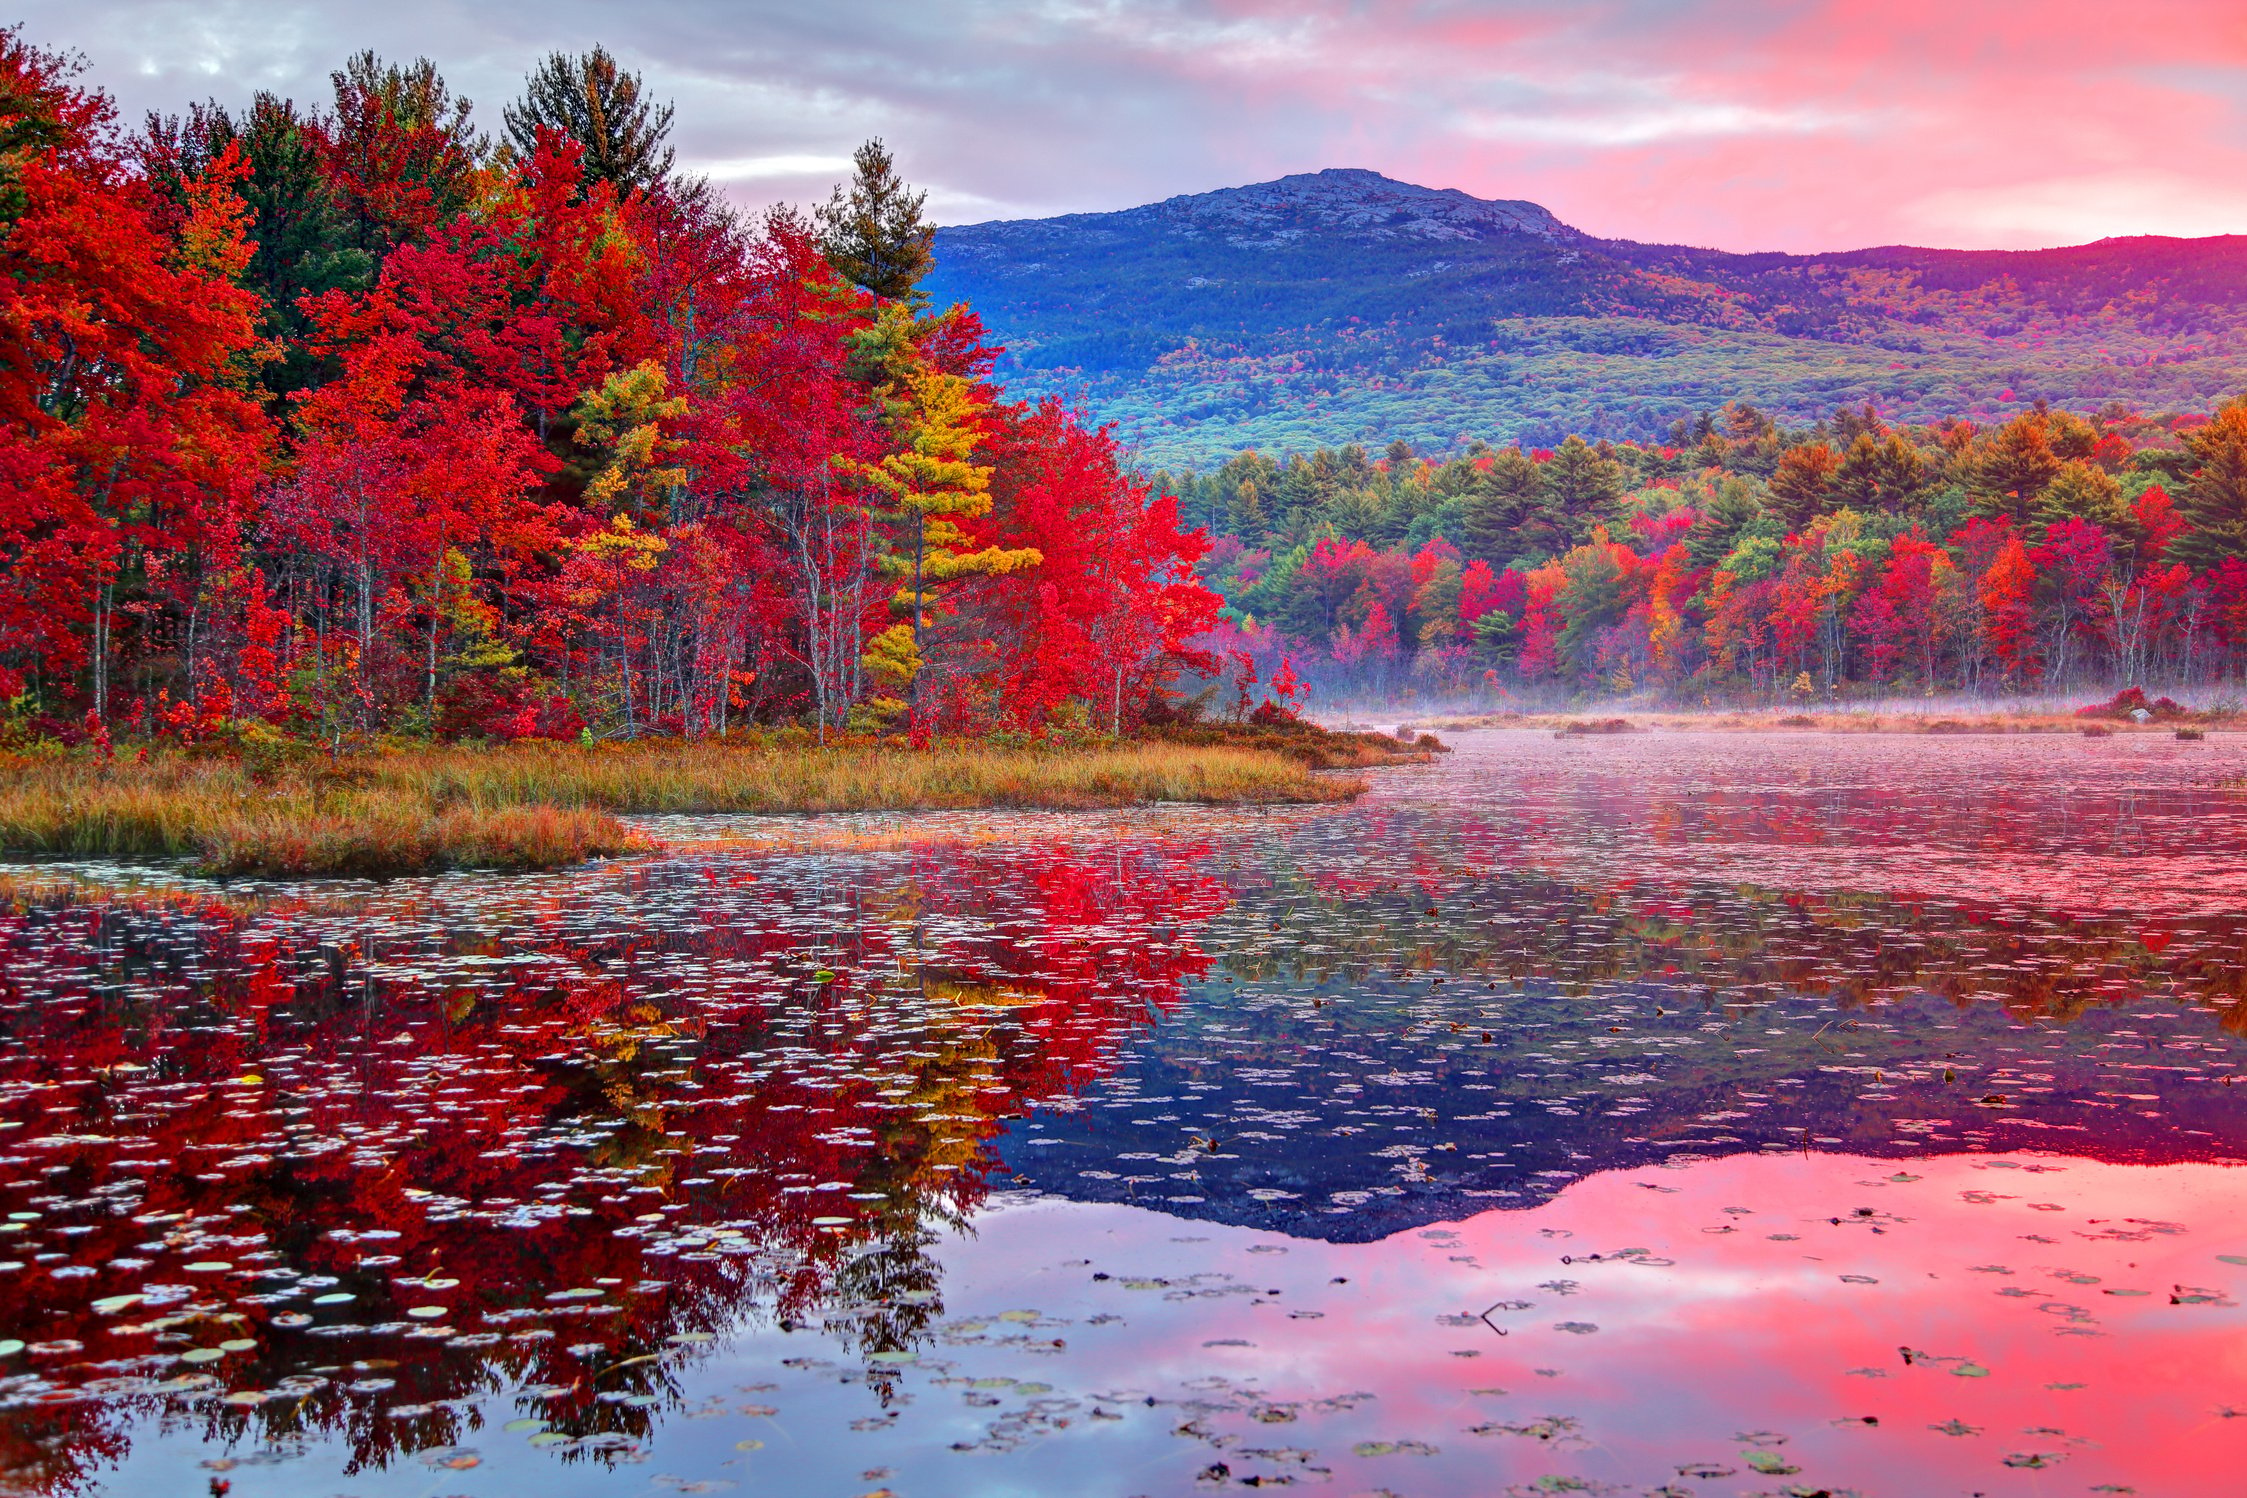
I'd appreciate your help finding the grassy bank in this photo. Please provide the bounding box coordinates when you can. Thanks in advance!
[0,740,1363,878]
[1143,720,1447,768]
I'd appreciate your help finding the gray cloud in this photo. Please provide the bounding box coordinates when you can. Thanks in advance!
[18,0,2247,249]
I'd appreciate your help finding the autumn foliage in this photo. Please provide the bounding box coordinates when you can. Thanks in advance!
[1184,404,2247,702]
[0,30,1218,746]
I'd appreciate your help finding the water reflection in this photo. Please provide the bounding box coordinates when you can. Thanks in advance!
[1005,859,2247,1240]
[0,839,1223,1489]
[0,731,2245,1495]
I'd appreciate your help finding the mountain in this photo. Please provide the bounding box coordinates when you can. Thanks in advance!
[924,168,2247,468]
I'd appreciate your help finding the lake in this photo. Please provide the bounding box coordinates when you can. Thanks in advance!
[3,729,2245,1497]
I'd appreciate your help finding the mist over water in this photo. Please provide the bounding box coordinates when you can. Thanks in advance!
[2,730,2245,1496]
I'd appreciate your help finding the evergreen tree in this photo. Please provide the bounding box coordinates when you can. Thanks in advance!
[1767,441,1838,530]
[1541,434,1626,542]
[818,139,935,307]
[505,46,675,195]
[1971,413,2063,526]
[2172,397,2247,567]
[1686,475,1768,569]
[1455,448,1540,561]
[142,94,370,402]
[1832,431,1929,515]
[2035,460,2130,535]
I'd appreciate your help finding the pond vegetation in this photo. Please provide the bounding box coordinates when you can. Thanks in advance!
[0,739,1365,877]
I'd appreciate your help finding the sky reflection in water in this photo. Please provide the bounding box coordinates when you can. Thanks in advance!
[0,730,2244,1496]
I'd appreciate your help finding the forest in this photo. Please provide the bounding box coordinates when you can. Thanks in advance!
[0,29,1218,751]
[1165,399,2247,705]
[12,20,2247,742]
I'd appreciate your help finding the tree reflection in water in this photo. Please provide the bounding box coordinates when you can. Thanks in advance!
[0,840,1223,1490]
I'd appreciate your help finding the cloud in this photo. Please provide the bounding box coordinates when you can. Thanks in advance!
[695,154,855,183]
[1910,171,2247,245]
[14,0,2247,251]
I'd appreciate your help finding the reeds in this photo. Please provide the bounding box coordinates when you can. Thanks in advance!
[361,739,1363,814]
[1138,720,1445,769]
[0,740,1361,877]
[0,759,640,877]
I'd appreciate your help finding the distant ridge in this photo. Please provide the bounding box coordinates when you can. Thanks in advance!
[924,170,2247,466]
[945,167,1580,250]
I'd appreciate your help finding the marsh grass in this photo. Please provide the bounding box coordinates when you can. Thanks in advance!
[359,739,1363,813]
[1140,720,1446,769]
[0,740,1360,877]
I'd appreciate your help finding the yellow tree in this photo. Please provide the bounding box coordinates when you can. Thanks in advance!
[572,361,686,733]
[575,360,688,525]
[846,310,1039,720]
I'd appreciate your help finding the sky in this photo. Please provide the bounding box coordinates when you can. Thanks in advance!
[19,0,2247,252]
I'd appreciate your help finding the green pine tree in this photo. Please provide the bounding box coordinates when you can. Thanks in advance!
[818,139,936,307]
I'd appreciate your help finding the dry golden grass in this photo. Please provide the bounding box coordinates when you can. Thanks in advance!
[1140,720,1447,768]
[0,740,1360,877]
[367,739,1364,814]
[0,760,641,877]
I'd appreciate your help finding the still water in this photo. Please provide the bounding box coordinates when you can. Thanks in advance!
[3,730,2245,1497]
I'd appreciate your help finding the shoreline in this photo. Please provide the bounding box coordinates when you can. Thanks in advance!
[0,736,1409,880]
[1404,709,2234,737]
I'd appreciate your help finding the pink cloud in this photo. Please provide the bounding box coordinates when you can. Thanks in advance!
[14,0,2247,248]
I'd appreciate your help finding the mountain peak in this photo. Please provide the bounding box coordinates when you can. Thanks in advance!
[1141,168,1579,244]
[941,169,1578,248]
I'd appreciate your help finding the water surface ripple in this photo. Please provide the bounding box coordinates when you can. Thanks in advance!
[1,730,2243,1496]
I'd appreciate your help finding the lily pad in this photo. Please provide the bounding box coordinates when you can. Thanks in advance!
[2004,1451,2065,1469]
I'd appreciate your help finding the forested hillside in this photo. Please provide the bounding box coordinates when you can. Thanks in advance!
[1163,402,2247,705]
[926,169,2247,467]
[0,30,1219,748]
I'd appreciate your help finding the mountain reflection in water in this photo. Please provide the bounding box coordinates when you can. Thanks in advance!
[0,730,2243,1496]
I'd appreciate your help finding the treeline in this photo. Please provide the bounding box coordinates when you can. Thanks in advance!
[0,30,1216,748]
[1163,401,2247,701]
